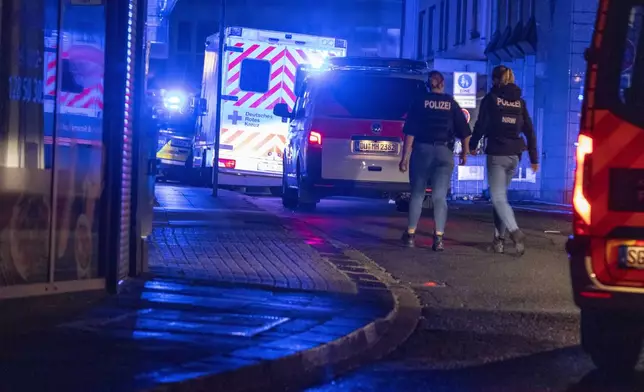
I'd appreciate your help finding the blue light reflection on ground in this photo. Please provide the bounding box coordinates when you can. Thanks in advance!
[3,278,383,391]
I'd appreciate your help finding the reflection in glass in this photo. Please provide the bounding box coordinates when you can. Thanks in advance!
[0,0,52,286]
[51,2,106,281]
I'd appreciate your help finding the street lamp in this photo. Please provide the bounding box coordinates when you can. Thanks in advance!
[212,0,226,196]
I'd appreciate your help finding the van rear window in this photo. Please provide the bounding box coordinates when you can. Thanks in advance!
[314,74,425,120]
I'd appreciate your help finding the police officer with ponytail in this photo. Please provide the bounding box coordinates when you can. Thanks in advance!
[399,71,472,251]
[469,65,539,256]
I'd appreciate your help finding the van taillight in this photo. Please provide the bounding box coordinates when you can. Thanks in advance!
[573,133,593,235]
[218,158,236,169]
[309,131,322,145]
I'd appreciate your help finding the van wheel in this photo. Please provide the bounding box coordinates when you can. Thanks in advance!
[296,166,317,211]
[282,177,298,209]
[581,310,643,375]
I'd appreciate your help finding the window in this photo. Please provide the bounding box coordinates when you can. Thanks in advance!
[472,0,479,37]
[427,6,436,55]
[314,75,426,120]
[439,1,445,51]
[417,10,426,59]
[197,22,215,51]
[619,5,643,107]
[461,0,468,43]
[177,21,192,52]
[444,0,450,49]
[239,59,270,93]
[456,0,462,45]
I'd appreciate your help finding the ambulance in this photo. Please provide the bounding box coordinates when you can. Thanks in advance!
[194,27,347,191]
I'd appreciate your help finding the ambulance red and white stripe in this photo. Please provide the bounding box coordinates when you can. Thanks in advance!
[44,31,104,118]
[197,27,347,188]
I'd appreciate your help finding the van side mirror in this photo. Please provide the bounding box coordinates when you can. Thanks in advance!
[273,103,292,119]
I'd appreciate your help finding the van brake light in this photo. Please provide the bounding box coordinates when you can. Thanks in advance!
[573,133,593,235]
[309,131,322,145]
[218,158,236,169]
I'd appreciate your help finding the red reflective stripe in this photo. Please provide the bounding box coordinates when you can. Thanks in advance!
[228,43,260,71]
[283,66,295,84]
[255,46,276,60]
[66,89,92,106]
[223,130,244,144]
[226,71,240,86]
[269,50,285,65]
[266,97,282,110]
[249,83,281,108]
[296,49,308,62]
[282,83,296,104]
[285,49,299,68]
[234,92,255,107]
[234,42,243,47]
[270,65,284,80]
[248,133,275,152]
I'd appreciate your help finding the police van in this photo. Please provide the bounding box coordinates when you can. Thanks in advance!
[566,0,644,375]
[272,57,430,210]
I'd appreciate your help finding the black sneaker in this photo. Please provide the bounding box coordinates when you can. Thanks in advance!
[402,232,416,247]
[432,234,444,252]
[492,236,505,254]
[510,229,526,256]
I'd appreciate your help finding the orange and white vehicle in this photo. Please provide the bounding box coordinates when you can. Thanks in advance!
[567,0,644,375]
[272,57,430,210]
[194,27,347,191]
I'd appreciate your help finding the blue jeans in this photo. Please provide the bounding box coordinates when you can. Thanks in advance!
[487,155,520,238]
[408,143,454,233]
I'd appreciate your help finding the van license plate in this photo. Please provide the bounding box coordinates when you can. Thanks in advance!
[354,141,397,154]
[258,162,282,173]
[619,245,644,269]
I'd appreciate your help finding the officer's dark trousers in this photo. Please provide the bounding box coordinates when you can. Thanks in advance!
[408,143,454,233]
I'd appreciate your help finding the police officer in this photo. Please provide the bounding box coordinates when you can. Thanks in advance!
[399,71,472,251]
[468,65,539,256]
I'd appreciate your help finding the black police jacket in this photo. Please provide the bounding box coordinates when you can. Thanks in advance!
[469,83,539,164]
[403,92,472,146]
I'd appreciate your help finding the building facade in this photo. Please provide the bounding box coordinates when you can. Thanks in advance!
[152,0,404,89]
[402,0,599,203]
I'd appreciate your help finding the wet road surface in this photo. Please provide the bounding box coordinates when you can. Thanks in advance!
[250,196,644,392]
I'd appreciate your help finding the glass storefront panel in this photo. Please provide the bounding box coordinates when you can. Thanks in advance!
[0,0,54,286]
[50,1,106,281]
[0,0,106,288]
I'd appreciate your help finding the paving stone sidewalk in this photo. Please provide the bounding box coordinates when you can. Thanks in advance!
[0,185,390,392]
[150,185,356,293]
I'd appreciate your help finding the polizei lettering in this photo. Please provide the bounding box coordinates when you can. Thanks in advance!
[425,100,451,110]
[496,98,521,108]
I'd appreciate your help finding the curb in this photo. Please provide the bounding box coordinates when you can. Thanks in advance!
[146,198,422,392]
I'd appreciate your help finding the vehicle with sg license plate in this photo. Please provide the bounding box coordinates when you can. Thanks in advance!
[566,0,644,375]
[273,57,431,210]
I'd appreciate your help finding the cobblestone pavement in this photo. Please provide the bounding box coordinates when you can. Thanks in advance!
[150,185,356,294]
[0,186,394,392]
[1,276,386,392]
